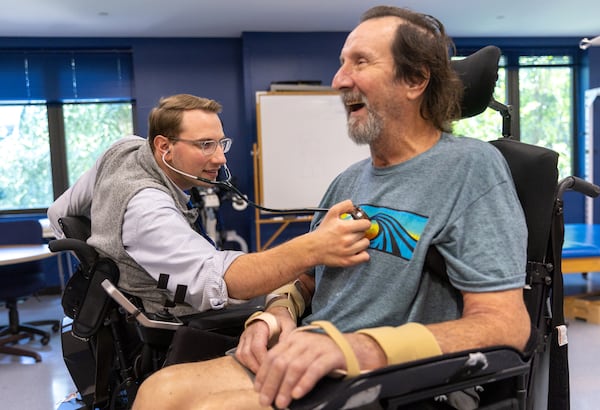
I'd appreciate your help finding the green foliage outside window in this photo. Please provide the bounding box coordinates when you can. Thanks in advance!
[518,63,572,179]
[0,102,133,211]
[453,56,573,179]
[64,103,133,186]
[0,105,52,210]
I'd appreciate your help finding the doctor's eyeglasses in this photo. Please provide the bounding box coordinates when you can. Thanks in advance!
[170,137,233,155]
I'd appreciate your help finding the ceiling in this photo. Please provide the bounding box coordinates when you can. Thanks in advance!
[0,0,598,40]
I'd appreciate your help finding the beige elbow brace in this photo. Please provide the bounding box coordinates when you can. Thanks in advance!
[356,323,443,365]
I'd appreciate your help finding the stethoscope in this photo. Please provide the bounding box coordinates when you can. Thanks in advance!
[161,151,328,214]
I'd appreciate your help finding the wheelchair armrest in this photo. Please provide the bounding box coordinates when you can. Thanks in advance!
[290,346,530,410]
[49,238,98,270]
[101,279,184,331]
[102,279,261,334]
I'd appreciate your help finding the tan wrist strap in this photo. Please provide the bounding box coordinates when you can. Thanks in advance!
[244,311,281,340]
[292,320,361,379]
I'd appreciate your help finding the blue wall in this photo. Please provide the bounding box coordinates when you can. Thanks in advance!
[1,33,599,257]
[128,37,255,243]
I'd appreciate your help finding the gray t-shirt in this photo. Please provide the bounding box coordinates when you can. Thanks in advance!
[305,134,527,332]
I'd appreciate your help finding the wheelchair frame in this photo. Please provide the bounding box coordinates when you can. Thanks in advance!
[50,217,258,409]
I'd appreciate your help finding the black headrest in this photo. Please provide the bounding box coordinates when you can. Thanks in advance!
[451,45,501,119]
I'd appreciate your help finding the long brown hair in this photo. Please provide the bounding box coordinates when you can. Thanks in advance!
[361,6,463,132]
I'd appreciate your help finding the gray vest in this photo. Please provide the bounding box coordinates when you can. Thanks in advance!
[88,138,199,315]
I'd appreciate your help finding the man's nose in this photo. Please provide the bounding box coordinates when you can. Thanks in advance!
[332,66,352,90]
[211,146,227,164]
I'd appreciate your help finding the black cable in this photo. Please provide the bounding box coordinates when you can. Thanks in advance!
[212,179,329,214]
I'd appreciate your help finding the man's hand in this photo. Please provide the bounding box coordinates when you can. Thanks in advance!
[235,307,298,373]
[253,329,386,409]
[223,200,370,301]
[311,200,372,267]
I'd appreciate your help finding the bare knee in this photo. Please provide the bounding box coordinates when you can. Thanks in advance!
[133,365,187,410]
[132,356,249,409]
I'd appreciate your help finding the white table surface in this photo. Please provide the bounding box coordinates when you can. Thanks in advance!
[0,244,53,266]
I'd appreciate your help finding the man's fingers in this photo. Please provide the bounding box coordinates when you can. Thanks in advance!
[255,333,345,408]
[236,324,270,372]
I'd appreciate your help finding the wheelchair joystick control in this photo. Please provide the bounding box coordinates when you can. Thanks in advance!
[341,206,380,240]
[153,308,179,323]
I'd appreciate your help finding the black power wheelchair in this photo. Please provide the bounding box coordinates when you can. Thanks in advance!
[50,215,261,409]
[290,46,600,410]
[49,45,600,410]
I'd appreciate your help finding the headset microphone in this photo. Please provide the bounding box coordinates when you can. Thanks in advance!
[161,151,328,214]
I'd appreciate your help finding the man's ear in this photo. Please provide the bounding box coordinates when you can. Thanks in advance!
[154,135,170,154]
[406,68,430,100]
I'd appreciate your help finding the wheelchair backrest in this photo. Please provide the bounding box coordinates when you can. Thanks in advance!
[50,216,97,274]
[50,215,122,339]
[490,138,558,334]
[490,139,558,263]
[59,215,92,241]
[69,258,120,339]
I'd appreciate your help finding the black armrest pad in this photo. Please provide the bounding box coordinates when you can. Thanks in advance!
[291,347,528,410]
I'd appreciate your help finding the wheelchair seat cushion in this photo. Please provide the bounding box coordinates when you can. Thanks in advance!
[163,303,263,366]
[162,326,239,366]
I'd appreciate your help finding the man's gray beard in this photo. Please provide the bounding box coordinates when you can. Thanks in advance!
[347,109,382,145]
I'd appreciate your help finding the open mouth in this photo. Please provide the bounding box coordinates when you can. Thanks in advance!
[345,98,366,114]
[348,101,365,112]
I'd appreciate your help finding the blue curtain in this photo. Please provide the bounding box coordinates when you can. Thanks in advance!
[0,49,133,102]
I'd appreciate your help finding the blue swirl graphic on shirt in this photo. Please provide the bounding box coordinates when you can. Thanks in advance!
[360,205,428,260]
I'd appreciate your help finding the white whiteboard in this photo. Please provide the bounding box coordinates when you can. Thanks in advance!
[256,92,370,210]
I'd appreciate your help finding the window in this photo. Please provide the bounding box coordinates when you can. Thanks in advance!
[0,49,134,213]
[0,104,51,210]
[453,50,576,180]
[0,102,133,212]
[64,102,133,186]
[518,56,573,179]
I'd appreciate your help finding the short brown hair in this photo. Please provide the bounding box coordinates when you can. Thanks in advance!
[147,94,222,150]
[361,6,463,132]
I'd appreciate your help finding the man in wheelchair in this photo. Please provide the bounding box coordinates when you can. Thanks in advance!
[132,6,531,410]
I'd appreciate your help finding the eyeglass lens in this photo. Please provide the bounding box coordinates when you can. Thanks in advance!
[202,138,231,154]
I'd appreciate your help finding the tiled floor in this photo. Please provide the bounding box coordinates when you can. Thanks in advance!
[1,274,600,410]
[0,295,76,410]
